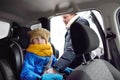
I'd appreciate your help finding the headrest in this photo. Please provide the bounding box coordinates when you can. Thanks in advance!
[70,23,99,55]
[13,27,31,49]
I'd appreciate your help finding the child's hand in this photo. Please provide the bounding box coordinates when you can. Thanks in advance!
[44,68,58,74]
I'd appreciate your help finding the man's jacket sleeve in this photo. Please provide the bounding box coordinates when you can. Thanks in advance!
[53,39,76,71]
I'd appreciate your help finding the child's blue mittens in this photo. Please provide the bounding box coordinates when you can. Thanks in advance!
[41,67,73,80]
[63,67,74,75]
[41,73,63,80]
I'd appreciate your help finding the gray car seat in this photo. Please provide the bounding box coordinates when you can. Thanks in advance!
[66,23,120,80]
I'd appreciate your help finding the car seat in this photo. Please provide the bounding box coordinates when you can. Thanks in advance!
[0,27,30,80]
[12,27,31,51]
[66,23,120,80]
[0,37,23,80]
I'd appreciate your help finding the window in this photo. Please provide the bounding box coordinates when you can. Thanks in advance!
[50,10,104,58]
[30,23,42,30]
[0,21,10,39]
[50,16,66,57]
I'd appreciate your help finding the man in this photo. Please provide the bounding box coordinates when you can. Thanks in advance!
[46,13,89,73]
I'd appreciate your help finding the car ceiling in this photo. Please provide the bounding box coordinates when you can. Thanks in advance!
[0,0,119,27]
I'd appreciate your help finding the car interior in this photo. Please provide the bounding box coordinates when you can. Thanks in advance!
[0,0,120,80]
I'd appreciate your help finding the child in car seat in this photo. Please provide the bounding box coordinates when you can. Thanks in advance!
[20,28,64,80]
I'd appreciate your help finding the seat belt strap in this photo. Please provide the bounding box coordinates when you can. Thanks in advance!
[107,31,120,71]
[43,55,53,72]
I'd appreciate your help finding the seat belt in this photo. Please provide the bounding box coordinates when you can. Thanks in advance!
[106,31,120,71]
[43,55,53,73]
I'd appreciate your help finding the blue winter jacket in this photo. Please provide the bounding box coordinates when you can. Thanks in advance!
[20,52,57,80]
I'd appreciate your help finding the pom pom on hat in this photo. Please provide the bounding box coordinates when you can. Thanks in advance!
[28,28,50,43]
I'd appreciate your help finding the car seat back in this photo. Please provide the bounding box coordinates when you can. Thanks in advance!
[66,23,120,80]
[12,27,31,50]
[0,37,23,80]
[0,59,15,80]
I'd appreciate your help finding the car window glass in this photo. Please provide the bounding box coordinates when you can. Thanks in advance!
[0,21,10,39]
[50,10,104,58]
[50,16,66,57]
[30,23,42,30]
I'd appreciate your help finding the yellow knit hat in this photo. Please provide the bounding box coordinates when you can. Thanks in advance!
[28,28,50,43]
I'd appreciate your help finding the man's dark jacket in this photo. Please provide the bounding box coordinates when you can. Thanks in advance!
[53,17,90,71]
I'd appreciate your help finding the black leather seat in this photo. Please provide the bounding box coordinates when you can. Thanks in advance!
[0,26,59,80]
[0,59,15,80]
[66,23,120,80]
[0,37,23,80]
[12,27,31,50]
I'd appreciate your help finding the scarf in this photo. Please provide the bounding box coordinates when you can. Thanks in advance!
[26,43,53,57]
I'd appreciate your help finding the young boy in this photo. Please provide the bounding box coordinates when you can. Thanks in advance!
[20,28,63,80]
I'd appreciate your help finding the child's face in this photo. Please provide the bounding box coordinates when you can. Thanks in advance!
[32,36,46,44]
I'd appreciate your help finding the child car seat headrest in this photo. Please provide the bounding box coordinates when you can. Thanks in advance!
[12,27,31,49]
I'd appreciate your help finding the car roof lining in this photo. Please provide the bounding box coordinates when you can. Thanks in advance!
[0,0,119,27]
